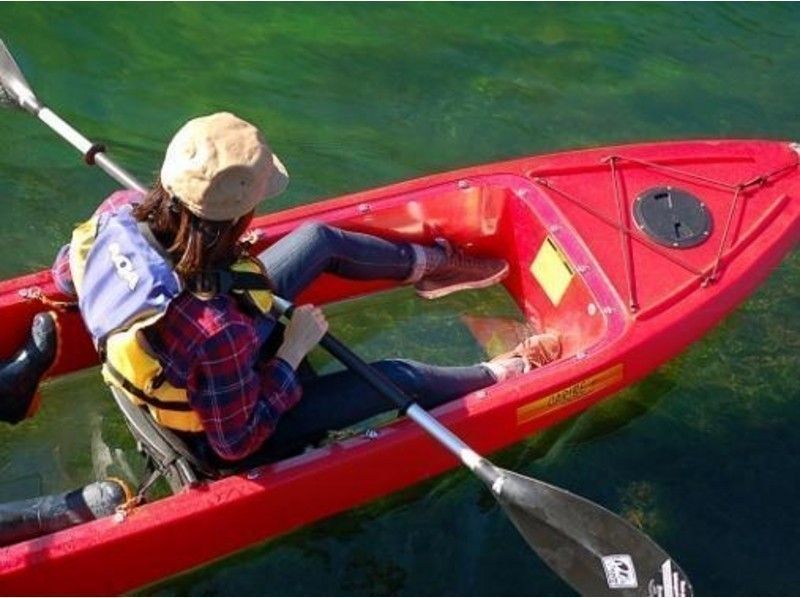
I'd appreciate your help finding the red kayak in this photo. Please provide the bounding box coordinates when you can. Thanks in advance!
[1,139,798,595]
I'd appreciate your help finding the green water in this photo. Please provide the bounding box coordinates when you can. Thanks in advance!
[0,2,798,595]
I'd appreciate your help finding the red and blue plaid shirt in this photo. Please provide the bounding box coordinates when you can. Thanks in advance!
[53,191,302,461]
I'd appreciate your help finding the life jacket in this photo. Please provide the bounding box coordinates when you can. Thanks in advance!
[69,203,273,433]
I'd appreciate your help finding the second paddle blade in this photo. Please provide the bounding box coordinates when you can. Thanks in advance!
[494,469,693,597]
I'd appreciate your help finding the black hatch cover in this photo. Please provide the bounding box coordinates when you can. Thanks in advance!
[633,187,712,248]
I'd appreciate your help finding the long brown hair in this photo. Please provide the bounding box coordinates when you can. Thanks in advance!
[132,180,253,280]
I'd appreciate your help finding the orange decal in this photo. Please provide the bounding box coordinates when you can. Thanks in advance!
[516,364,624,425]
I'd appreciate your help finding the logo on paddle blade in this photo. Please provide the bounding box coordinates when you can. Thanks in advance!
[601,554,638,590]
[647,559,692,597]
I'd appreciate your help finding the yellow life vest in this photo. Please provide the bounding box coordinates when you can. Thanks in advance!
[100,257,273,433]
[70,206,273,433]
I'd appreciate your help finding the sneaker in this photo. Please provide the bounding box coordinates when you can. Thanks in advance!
[489,332,561,376]
[0,311,59,424]
[415,239,509,300]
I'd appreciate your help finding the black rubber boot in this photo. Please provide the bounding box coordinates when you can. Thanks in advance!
[0,312,59,424]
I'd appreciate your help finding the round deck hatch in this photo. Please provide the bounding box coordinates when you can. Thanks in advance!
[633,187,712,248]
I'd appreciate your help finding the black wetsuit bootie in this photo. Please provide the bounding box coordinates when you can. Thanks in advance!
[0,312,59,424]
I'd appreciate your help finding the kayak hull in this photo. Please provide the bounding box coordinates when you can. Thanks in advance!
[0,139,798,595]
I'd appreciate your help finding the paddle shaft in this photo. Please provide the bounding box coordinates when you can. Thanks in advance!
[28,100,145,194]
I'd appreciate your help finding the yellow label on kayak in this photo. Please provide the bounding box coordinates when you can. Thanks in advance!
[531,237,573,307]
[516,364,624,425]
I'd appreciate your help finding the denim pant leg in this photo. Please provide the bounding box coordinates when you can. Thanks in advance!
[257,222,417,300]
[251,359,496,463]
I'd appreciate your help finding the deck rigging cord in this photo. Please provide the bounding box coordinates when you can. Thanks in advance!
[529,153,797,314]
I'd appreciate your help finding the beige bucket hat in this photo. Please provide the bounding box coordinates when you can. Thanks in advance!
[160,112,289,221]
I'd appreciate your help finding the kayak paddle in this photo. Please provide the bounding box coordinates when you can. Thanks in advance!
[0,36,693,596]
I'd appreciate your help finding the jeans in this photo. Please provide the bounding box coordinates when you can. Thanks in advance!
[258,221,418,300]
[233,223,496,463]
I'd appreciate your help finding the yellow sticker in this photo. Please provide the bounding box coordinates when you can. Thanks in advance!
[531,237,574,307]
[516,364,624,425]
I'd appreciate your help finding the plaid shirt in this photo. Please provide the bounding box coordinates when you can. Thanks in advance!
[52,191,302,461]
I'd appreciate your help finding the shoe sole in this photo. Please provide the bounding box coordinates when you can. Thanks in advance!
[416,263,510,300]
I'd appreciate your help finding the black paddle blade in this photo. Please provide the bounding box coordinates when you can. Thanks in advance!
[494,469,692,597]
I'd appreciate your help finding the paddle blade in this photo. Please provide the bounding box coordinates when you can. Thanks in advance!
[0,38,38,111]
[495,469,692,596]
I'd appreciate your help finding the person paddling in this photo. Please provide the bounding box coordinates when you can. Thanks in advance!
[0,112,559,465]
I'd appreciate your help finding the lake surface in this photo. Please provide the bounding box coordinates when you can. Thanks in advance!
[0,3,798,595]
